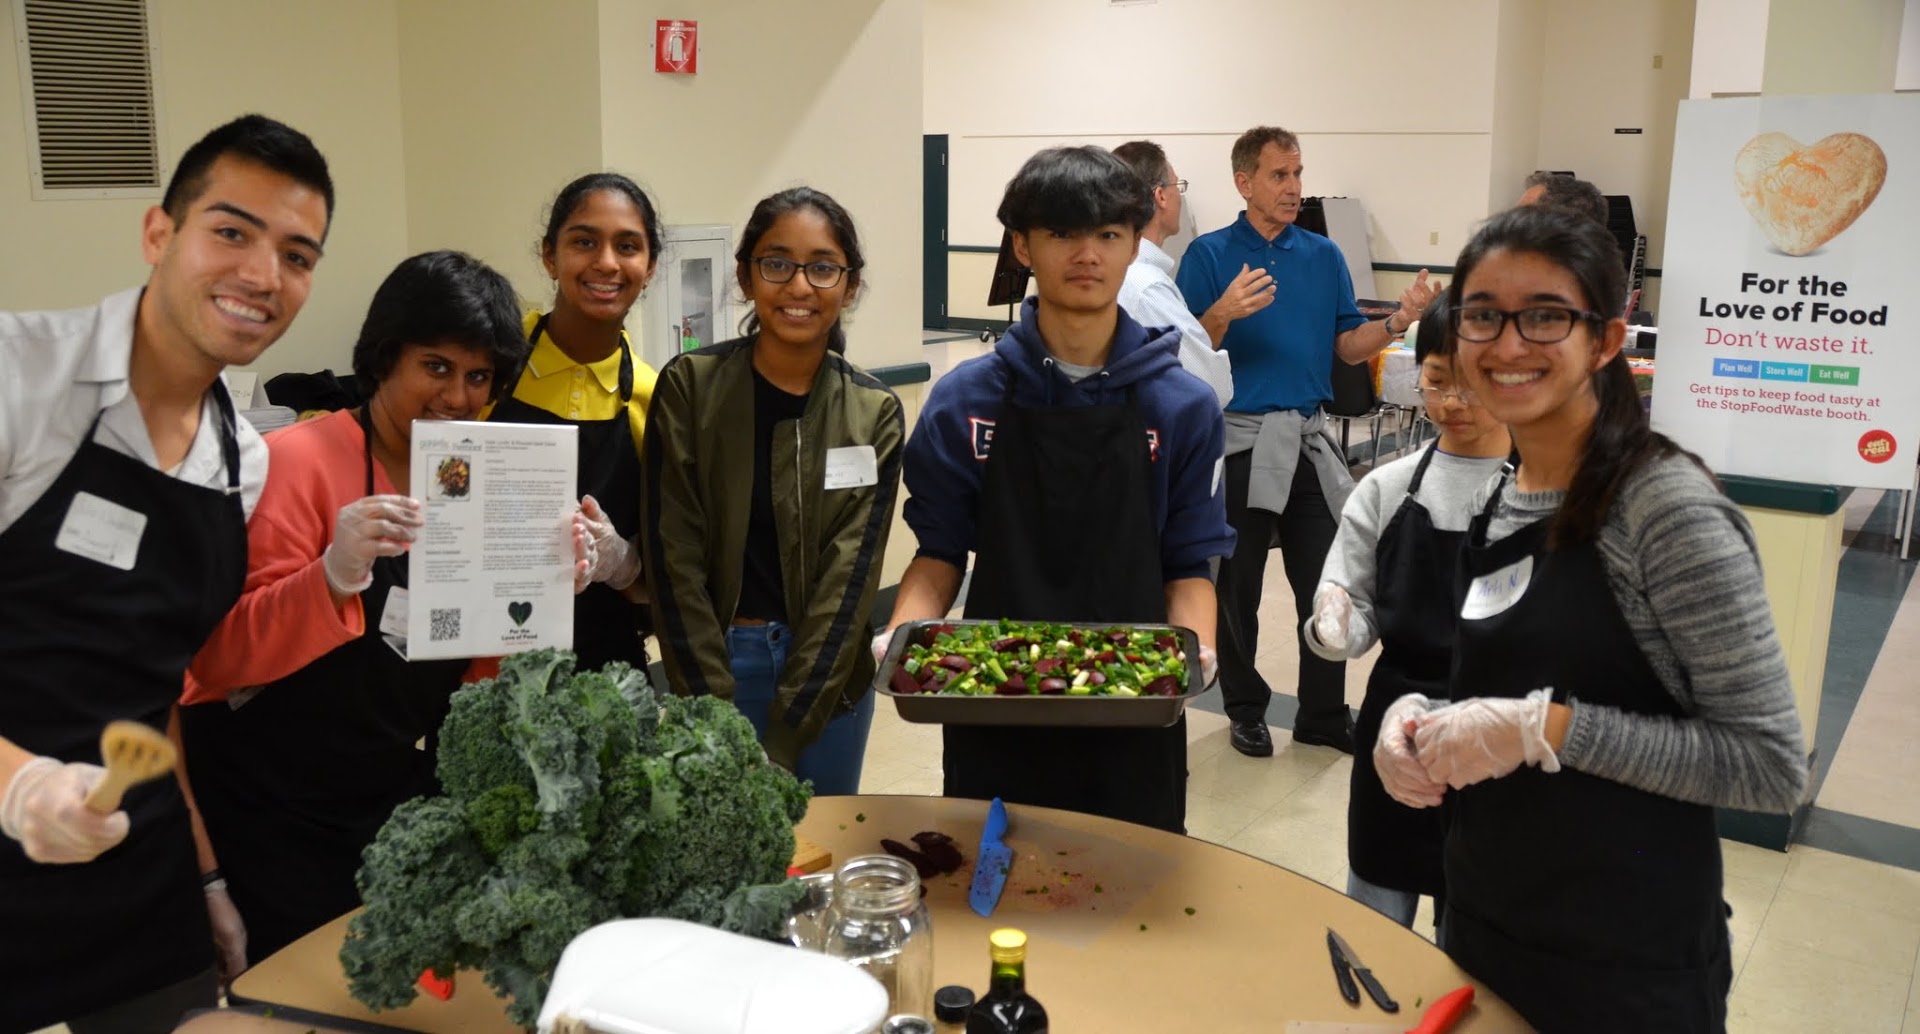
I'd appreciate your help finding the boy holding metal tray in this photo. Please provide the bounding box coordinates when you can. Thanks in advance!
[881,147,1234,833]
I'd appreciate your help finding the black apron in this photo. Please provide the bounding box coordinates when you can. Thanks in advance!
[179,407,469,966]
[1440,469,1730,1033]
[0,388,245,1032]
[941,374,1187,834]
[488,314,647,672]
[1348,443,1455,896]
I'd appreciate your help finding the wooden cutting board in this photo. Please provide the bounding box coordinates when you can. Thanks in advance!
[790,835,832,874]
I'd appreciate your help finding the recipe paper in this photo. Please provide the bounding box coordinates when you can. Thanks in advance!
[400,420,577,660]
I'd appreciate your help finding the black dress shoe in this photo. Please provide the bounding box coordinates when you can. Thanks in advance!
[1292,716,1356,755]
[1230,719,1274,757]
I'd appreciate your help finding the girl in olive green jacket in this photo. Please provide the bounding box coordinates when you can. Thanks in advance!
[641,187,903,792]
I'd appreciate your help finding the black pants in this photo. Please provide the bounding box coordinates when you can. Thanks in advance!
[1217,450,1347,729]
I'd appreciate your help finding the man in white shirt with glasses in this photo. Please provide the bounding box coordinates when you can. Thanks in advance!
[1112,140,1234,408]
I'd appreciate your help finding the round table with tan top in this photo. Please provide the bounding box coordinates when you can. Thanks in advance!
[222,794,1529,1033]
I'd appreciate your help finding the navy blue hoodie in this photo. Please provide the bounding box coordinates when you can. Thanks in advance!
[903,297,1235,580]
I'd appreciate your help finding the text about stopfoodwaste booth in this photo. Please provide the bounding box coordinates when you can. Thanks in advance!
[1652,92,1918,489]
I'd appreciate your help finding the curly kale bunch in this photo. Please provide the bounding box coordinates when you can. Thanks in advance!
[341,649,811,1027]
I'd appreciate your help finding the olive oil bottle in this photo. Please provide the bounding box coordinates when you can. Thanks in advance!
[966,928,1048,1033]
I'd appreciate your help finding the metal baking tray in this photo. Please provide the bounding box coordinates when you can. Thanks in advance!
[873,619,1205,728]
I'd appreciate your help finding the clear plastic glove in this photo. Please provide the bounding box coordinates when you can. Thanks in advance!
[323,495,421,596]
[205,880,248,981]
[569,513,595,595]
[1313,582,1353,653]
[1374,693,1446,808]
[871,626,895,665]
[1198,645,1220,688]
[1414,688,1561,790]
[0,757,130,864]
[579,495,641,590]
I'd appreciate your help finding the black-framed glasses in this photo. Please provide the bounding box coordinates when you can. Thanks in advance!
[1165,178,1189,194]
[1413,384,1479,406]
[753,255,852,289]
[1452,305,1606,344]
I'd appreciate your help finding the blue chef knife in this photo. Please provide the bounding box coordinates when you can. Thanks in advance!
[970,797,1013,917]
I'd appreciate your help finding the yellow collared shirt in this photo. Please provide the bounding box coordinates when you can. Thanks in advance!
[481,310,658,450]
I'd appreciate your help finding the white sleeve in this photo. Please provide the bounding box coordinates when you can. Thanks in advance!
[1306,470,1391,660]
[1127,278,1233,408]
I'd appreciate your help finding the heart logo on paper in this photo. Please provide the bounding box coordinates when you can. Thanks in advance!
[508,601,532,627]
[1733,131,1886,256]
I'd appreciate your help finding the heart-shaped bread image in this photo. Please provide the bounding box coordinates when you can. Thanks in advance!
[1734,131,1886,256]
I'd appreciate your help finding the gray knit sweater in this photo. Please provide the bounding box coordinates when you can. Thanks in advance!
[1477,452,1809,814]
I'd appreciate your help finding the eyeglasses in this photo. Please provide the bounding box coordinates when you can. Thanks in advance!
[1164,179,1189,194]
[1413,384,1479,406]
[1452,305,1606,344]
[753,256,853,289]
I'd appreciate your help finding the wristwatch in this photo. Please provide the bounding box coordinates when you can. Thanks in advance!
[1383,314,1404,337]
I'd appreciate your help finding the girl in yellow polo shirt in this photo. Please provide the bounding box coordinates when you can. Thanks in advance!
[489,173,660,671]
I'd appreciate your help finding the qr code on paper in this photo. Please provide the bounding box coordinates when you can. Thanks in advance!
[429,608,462,642]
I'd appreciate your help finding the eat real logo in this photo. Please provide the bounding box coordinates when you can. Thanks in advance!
[655,20,697,74]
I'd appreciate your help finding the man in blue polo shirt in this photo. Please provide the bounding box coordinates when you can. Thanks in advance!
[1176,125,1439,758]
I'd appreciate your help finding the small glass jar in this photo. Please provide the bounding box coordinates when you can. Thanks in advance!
[820,854,934,1020]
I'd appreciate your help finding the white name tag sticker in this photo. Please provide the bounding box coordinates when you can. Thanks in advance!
[378,586,410,639]
[1461,555,1534,620]
[823,445,879,490]
[55,491,147,571]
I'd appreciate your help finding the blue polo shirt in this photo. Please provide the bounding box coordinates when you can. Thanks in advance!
[1174,214,1366,414]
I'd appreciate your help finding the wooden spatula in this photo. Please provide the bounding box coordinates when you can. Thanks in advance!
[83,720,177,814]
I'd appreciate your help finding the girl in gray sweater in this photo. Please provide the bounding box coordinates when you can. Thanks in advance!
[1376,207,1807,1033]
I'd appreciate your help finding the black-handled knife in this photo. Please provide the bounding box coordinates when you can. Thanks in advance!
[1325,929,1359,1005]
[1328,928,1400,1014]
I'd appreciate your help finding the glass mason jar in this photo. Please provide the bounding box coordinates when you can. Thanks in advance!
[819,854,934,1020]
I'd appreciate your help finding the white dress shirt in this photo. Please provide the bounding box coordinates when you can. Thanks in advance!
[0,287,268,533]
[1119,237,1234,408]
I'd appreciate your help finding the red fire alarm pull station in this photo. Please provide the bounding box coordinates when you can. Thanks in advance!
[656,20,697,74]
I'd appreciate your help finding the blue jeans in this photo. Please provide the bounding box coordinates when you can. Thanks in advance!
[725,622,874,796]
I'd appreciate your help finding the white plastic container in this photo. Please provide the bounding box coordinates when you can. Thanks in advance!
[537,917,889,1034]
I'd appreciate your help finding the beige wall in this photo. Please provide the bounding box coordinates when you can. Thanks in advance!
[596,0,925,372]
[1763,0,1907,93]
[0,0,409,379]
[1488,0,1548,216]
[397,0,605,313]
[1534,0,1695,269]
[1690,0,1770,97]
[924,0,1502,272]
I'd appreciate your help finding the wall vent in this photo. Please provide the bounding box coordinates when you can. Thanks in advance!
[12,0,159,197]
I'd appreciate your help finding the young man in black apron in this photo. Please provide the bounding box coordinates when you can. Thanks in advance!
[886,147,1234,834]
[1300,301,1508,928]
[0,116,332,1034]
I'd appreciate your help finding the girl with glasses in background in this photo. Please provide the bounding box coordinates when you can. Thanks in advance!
[641,188,903,791]
[1304,292,1510,932]
[1374,206,1806,1032]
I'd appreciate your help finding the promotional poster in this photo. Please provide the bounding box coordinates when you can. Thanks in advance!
[1652,93,1917,489]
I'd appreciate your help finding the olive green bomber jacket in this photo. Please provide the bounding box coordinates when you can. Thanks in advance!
[640,337,904,769]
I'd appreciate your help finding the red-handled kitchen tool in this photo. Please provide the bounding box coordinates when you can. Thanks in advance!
[416,968,455,1001]
[1284,985,1475,1034]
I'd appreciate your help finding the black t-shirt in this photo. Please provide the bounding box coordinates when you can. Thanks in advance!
[736,369,811,622]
